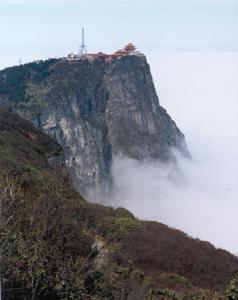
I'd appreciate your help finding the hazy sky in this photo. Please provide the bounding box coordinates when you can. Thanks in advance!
[111,52,238,254]
[1,1,238,253]
[0,0,237,69]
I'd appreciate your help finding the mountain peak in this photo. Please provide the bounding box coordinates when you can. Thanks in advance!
[0,51,189,200]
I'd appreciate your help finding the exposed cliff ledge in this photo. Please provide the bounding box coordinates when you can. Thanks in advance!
[0,109,68,178]
[1,111,237,299]
[0,48,189,199]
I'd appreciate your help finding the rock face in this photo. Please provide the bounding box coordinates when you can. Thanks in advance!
[0,109,68,178]
[1,111,237,300]
[0,48,189,199]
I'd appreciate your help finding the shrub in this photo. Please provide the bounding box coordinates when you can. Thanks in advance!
[226,276,238,300]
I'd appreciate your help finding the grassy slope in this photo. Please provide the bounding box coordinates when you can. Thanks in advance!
[0,110,237,300]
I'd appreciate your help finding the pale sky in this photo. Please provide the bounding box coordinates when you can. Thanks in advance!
[0,0,237,69]
[1,0,238,253]
[112,51,238,254]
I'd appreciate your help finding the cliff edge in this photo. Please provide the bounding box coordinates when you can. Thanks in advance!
[0,111,236,300]
[0,45,189,199]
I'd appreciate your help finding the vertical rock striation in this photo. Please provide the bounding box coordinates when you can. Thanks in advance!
[0,47,189,199]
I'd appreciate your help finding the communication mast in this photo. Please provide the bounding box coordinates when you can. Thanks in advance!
[79,26,87,56]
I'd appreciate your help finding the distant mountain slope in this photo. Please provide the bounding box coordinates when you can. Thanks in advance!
[0,110,237,300]
[0,47,189,199]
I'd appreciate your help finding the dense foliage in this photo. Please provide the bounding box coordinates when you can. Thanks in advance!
[0,59,56,104]
[226,275,238,300]
[0,110,237,299]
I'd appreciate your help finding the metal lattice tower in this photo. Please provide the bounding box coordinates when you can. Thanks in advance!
[79,26,87,56]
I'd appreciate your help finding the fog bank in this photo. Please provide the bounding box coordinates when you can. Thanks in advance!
[111,52,238,254]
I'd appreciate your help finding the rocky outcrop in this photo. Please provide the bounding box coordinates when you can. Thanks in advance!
[0,109,68,180]
[1,111,237,300]
[0,47,189,199]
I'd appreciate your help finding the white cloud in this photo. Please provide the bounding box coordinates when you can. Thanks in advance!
[108,52,238,254]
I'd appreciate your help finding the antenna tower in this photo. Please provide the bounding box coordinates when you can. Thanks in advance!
[79,26,87,56]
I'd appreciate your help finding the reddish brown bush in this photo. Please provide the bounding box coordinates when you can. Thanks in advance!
[114,221,238,292]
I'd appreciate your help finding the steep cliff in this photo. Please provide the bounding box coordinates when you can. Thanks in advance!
[0,47,189,199]
[1,111,237,300]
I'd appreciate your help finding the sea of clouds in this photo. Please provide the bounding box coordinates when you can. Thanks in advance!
[110,52,238,254]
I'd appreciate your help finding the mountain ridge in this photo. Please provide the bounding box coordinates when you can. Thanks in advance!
[0,110,237,300]
[0,47,189,199]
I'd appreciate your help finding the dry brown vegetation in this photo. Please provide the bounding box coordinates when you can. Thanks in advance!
[114,221,238,292]
[0,110,238,299]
